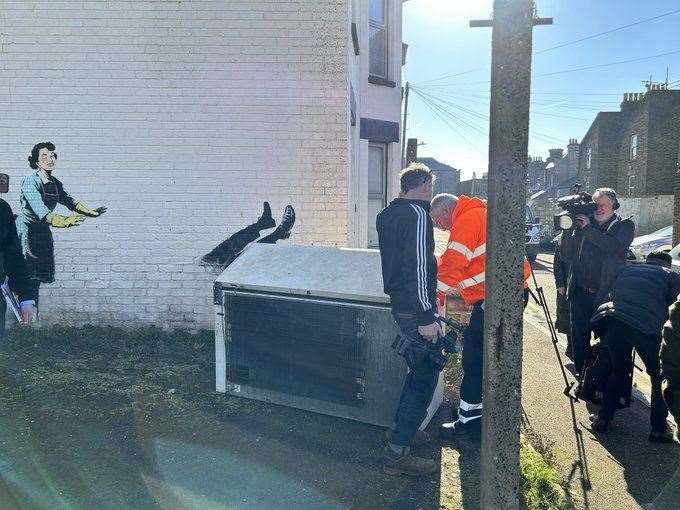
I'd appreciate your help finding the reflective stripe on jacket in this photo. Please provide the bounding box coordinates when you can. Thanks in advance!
[437,195,530,305]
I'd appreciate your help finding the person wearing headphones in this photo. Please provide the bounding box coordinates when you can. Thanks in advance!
[560,188,635,376]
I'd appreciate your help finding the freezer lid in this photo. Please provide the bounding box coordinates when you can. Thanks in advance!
[214,243,391,304]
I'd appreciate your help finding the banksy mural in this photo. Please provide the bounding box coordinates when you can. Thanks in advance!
[199,202,296,272]
[17,142,108,308]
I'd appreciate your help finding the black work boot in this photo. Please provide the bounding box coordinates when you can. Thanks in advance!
[589,413,610,433]
[256,201,276,230]
[258,205,296,244]
[385,428,432,448]
[649,427,676,444]
[440,419,481,442]
[382,445,437,476]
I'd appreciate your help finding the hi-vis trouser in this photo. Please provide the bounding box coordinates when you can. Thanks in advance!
[458,300,484,424]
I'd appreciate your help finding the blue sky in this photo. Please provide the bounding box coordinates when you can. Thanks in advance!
[403,0,680,179]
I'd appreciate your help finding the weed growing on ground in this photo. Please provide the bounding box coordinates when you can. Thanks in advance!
[520,435,570,510]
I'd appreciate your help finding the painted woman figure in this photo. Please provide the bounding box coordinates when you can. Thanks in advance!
[17,142,107,306]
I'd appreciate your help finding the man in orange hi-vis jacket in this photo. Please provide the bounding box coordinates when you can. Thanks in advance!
[430,193,530,441]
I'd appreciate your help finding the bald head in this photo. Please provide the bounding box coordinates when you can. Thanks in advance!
[430,193,458,231]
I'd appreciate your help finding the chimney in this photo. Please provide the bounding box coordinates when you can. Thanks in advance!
[548,148,564,162]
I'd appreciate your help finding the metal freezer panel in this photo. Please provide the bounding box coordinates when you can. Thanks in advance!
[215,290,443,428]
[214,244,390,304]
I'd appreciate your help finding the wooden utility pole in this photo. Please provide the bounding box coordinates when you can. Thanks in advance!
[471,2,552,508]
[401,81,410,162]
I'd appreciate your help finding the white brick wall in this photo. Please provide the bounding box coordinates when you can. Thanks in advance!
[0,0,349,329]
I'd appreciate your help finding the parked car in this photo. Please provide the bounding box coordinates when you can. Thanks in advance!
[525,204,540,261]
[627,225,673,262]
[669,243,680,272]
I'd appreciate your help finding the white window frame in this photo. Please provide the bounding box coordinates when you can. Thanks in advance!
[629,134,638,161]
[585,147,592,169]
[368,142,388,248]
[628,174,636,196]
[369,0,388,79]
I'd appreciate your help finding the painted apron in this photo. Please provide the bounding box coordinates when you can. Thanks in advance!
[16,172,77,283]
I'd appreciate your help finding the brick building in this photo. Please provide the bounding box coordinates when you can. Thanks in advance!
[527,157,546,192]
[457,172,488,199]
[544,139,579,198]
[0,0,406,328]
[577,87,680,196]
[416,157,460,195]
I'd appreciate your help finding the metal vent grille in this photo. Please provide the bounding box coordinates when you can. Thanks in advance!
[225,292,368,407]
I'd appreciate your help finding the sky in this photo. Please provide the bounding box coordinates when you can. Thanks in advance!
[403,0,680,180]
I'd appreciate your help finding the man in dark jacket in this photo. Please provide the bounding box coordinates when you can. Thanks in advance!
[589,251,679,442]
[377,163,440,477]
[560,188,635,375]
[661,295,680,444]
[0,180,38,338]
[553,233,572,359]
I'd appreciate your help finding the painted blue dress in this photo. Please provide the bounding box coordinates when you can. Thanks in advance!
[16,172,78,283]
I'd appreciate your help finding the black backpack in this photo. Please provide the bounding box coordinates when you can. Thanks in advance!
[575,341,633,409]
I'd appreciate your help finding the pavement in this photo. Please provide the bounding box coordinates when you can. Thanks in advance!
[522,253,680,510]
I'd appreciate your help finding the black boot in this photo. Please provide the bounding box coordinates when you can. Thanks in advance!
[440,419,481,442]
[256,201,276,230]
[258,205,295,244]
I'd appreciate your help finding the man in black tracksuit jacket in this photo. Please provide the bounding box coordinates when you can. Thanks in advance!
[376,164,440,477]
[590,251,680,442]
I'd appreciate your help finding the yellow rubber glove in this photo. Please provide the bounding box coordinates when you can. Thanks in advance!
[48,213,85,228]
[75,202,107,217]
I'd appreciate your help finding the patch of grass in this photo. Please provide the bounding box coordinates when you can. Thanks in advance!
[520,435,570,510]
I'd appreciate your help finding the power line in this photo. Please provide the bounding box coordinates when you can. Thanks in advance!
[411,90,487,157]
[413,87,592,136]
[413,88,567,145]
[535,7,680,54]
[412,8,680,86]
[413,48,680,87]
[412,87,622,108]
[414,88,563,144]
[416,87,623,97]
[413,88,489,137]
[415,68,484,86]
[534,49,680,78]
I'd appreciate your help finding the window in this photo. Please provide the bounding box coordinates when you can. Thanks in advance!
[368,143,388,247]
[585,147,592,169]
[629,134,638,160]
[628,174,636,196]
[369,0,387,79]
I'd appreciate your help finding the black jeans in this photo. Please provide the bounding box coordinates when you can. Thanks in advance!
[200,223,278,268]
[599,317,668,431]
[390,312,439,447]
[569,287,597,374]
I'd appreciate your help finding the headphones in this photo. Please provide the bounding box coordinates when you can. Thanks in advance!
[613,196,620,210]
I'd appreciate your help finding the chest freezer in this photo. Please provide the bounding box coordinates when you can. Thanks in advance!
[213,243,443,428]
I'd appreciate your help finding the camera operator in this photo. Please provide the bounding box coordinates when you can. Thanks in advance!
[560,188,634,376]
[376,163,440,477]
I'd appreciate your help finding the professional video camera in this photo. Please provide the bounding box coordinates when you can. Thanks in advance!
[391,315,466,372]
[553,184,597,231]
